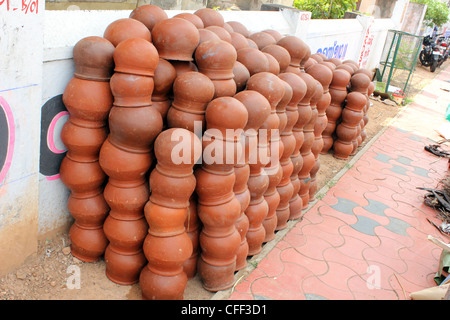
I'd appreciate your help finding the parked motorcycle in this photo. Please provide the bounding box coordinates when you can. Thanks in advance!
[419,34,449,72]
[419,35,433,67]
[430,38,448,72]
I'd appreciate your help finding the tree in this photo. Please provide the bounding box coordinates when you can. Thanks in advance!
[411,0,450,27]
[293,0,357,19]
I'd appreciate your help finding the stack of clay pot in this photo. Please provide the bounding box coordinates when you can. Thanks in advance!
[195,97,248,292]
[60,4,375,300]
[60,36,114,263]
[139,128,201,299]
[99,37,163,285]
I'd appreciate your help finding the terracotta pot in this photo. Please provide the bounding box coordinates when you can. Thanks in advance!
[230,32,250,51]
[69,223,108,262]
[194,8,224,27]
[236,47,269,76]
[264,52,281,75]
[72,36,115,81]
[113,37,159,77]
[173,12,204,29]
[195,40,237,80]
[233,164,250,270]
[261,44,291,73]
[168,71,215,132]
[248,31,276,50]
[129,4,168,31]
[109,73,154,107]
[67,191,109,229]
[326,57,342,67]
[62,77,113,127]
[60,157,105,197]
[277,36,309,73]
[103,18,151,47]
[108,106,163,153]
[227,21,250,38]
[205,26,232,43]
[263,29,283,42]
[170,60,198,77]
[184,197,200,278]
[198,29,221,45]
[152,58,177,120]
[233,61,250,92]
[152,18,200,61]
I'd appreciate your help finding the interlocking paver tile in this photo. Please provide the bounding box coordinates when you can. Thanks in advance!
[347,274,401,300]
[301,275,355,300]
[317,204,359,225]
[281,247,328,276]
[317,261,360,292]
[338,224,381,247]
[323,246,368,275]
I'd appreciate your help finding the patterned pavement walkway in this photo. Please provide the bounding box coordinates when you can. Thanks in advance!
[216,64,450,300]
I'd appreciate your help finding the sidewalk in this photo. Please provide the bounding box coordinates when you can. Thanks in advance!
[215,63,450,300]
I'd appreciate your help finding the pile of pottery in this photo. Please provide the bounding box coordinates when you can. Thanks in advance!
[59,5,373,300]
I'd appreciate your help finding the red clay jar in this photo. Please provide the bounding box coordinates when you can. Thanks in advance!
[205,25,232,43]
[129,4,168,31]
[152,58,177,119]
[103,18,151,47]
[173,12,204,29]
[248,31,276,50]
[236,47,269,76]
[152,18,200,61]
[263,29,283,42]
[233,61,250,92]
[194,8,224,27]
[72,36,115,81]
[113,37,159,77]
[227,21,250,37]
[230,32,250,51]
[261,44,291,74]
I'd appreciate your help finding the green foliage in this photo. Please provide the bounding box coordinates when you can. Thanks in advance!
[411,0,450,27]
[293,0,357,19]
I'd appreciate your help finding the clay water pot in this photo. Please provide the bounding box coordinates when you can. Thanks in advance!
[205,26,232,43]
[247,38,258,49]
[168,71,215,132]
[263,29,283,42]
[72,36,115,81]
[108,106,163,153]
[194,8,225,27]
[60,157,105,197]
[304,57,318,71]
[152,58,177,119]
[223,22,234,33]
[211,79,237,98]
[103,181,149,220]
[261,44,291,73]
[350,72,371,94]
[173,12,204,29]
[113,37,159,77]
[67,192,109,228]
[184,197,200,278]
[129,4,168,31]
[246,72,285,112]
[327,57,342,66]
[227,21,250,38]
[60,118,107,162]
[230,32,250,51]
[233,61,250,92]
[152,18,200,61]
[277,36,309,71]
[69,223,108,262]
[195,40,237,80]
[234,90,271,133]
[109,73,154,107]
[170,60,198,76]
[264,52,281,75]
[62,77,113,127]
[236,47,269,76]
[103,18,151,47]
[335,63,355,75]
[248,31,276,50]
[198,29,221,45]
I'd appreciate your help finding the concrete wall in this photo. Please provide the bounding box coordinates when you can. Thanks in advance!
[1,6,402,275]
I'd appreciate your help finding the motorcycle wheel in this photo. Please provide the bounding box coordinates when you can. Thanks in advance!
[420,51,431,66]
[430,59,438,72]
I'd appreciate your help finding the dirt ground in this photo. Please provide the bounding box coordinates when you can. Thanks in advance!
[0,61,446,301]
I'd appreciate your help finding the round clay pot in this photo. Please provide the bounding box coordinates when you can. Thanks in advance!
[140,265,188,300]
[170,60,198,77]
[113,37,159,77]
[62,77,113,127]
[69,223,108,262]
[67,192,109,228]
[173,12,204,29]
[144,201,188,237]
[108,105,163,153]
[205,26,232,43]
[194,8,224,27]
[198,28,221,45]
[246,72,285,110]
[264,52,281,75]
[152,58,177,118]
[263,29,283,42]
[230,32,250,51]
[72,36,115,81]
[103,181,149,220]
[233,61,250,92]
[104,245,147,285]
[109,73,154,107]
[60,157,105,197]
[129,4,168,31]
[327,57,342,66]
[234,90,271,132]
[103,18,151,47]
[236,47,269,76]
[277,35,309,68]
[248,31,276,50]
[211,78,237,98]
[350,73,371,93]
[152,18,200,61]
[103,215,148,254]
[204,96,248,137]
[195,40,237,80]
[261,44,291,73]
[227,21,250,37]
[61,119,107,162]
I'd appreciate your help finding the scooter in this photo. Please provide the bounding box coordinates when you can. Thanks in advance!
[419,35,433,67]
[430,38,448,72]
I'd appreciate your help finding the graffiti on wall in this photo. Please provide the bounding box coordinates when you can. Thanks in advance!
[316,41,349,60]
[0,97,15,185]
[39,94,68,181]
[0,0,39,14]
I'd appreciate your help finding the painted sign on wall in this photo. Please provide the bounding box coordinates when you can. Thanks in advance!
[0,97,15,184]
[316,41,349,60]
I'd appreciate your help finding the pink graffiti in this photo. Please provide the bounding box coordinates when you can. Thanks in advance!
[0,96,15,184]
